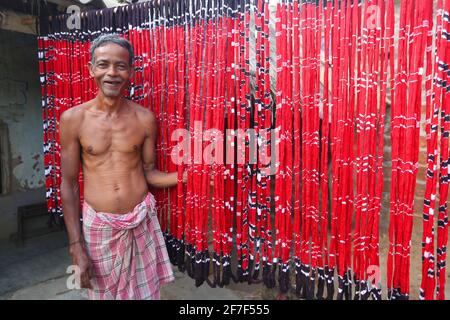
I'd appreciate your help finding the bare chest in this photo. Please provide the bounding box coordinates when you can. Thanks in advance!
[79,114,145,156]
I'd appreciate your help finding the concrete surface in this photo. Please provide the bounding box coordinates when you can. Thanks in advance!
[0,231,267,300]
[3,225,447,300]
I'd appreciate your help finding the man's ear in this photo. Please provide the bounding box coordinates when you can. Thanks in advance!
[129,64,135,79]
[125,65,134,86]
[88,61,94,77]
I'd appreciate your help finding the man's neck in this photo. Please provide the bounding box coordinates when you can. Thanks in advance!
[94,94,125,116]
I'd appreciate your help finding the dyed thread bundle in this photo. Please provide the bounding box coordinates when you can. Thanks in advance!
[353,0,386,300]
[38,0,450,300]
[387,0,432,300]
[420,0,450,301]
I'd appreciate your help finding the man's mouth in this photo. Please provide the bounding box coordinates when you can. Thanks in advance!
[103,80,122,87]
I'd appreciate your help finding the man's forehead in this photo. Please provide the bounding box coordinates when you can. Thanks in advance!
[93,43,130,61]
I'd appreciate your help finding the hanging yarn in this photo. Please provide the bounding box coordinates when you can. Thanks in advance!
[37,0,450,300]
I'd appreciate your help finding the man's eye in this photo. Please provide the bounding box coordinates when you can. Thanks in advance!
[97,63,107,68]
[117,65,127,70]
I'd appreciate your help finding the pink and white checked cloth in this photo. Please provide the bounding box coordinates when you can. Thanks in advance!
[82,192,174,300]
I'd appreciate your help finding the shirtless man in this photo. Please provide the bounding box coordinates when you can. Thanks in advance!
[60,34,181,299]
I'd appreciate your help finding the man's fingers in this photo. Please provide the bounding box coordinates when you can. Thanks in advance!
[81,277,92,289]
[81,271,93,289]
[82,281,92,289]
[80,273,88,287]
[87,265,94,279]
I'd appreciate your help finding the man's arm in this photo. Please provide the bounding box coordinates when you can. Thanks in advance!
[60,109,92,289]
[142,110,181,188]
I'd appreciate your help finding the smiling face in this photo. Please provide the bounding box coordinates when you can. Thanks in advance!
[89,43,133,98]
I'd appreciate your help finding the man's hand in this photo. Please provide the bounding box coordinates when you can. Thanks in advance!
[70,244,93,289]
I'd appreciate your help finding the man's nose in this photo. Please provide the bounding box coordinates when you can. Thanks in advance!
[106,65,118,76]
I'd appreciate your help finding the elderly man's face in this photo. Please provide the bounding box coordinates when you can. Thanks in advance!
[89,43,133,98]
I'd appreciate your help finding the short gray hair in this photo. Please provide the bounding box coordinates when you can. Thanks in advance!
[90,34,134,66]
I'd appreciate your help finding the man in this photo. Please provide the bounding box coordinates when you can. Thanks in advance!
[60,34,182,300]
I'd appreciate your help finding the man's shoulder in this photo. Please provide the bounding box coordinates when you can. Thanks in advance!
[60,102,88,123]
[129,101,156,124]
[59,103,92,138]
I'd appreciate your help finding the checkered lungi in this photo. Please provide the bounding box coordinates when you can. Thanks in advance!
[82,192,174,300]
